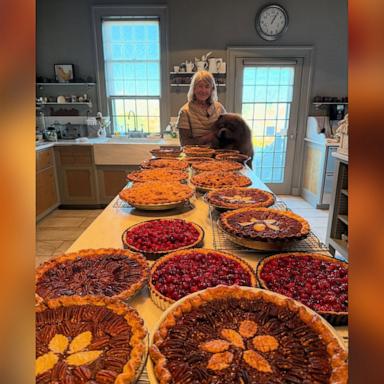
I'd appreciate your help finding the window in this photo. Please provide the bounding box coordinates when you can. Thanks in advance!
[102,19,161,134]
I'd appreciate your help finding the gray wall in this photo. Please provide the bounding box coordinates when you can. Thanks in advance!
[37,0,347,119]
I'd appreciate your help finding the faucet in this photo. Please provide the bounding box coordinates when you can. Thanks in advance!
[127,110,138,131]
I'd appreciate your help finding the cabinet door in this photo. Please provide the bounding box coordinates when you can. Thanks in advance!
[61,168,98,203]
[37,148,54,171]
[97,168,128,203]
[36,167,58,216]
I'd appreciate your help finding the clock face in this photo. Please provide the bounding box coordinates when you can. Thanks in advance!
[256,5,288,41]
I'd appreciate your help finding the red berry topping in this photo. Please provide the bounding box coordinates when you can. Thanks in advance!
[152,251,253,301]
[124,219,201,253]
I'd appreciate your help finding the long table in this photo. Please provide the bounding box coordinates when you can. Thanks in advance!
[66,169,348,383]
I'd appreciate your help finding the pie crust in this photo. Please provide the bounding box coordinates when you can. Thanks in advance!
[183,146,216,157]
[127,168,188,183]
[192,160,243,172]
[215,153,250,163]
[149,249,257,310]
[119,181,194,206]
[35,248,149,302]
[150,285,348,384]
[257,252,348,325]
[206,187,275,210]
[214,149,240,155]
[36,295,147,384]
[191,171,252,191]
[150,148,182,158]
[185,156,215,166]
[219,207,310,243]
[122,219,204,256]
[140,158,189,170]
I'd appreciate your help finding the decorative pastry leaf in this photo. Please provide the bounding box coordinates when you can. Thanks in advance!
[264,219,277,224]
[253,223,266,231]
[243,350,272,372]
[66,350,102,366]
[207,351,233,371]
[36,352,59,376]
[252,335,279,352]
[199,339,230,353]
[221,329,245,349]
[266,223,280,231]
[68,331,92,354]
[239,320,258,338]
[48,334,69,354]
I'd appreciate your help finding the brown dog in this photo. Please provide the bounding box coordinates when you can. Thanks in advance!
[211,113,254,167]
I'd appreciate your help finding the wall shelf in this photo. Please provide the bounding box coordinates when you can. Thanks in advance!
[37,82,96,87]
[169,72,226,88]
[36,102,92,107]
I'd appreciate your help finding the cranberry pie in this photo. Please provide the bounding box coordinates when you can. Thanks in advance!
[35,248,149,302]
[140,158,189,170]
[36,296,147,384]
[119,181,194,207]
[206,187,275,210]
[191,171,252,191]
[257,252,348,325]
[122,219,204,255]
[127,168,188,183]
[149,249,256,309]
[192,160,243,172]
[150,285,348,384]
[219,207,310,247]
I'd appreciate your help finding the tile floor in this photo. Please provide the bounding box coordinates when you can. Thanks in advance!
[35,196,330,267]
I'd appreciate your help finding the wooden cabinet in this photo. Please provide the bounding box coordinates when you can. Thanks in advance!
[326,153,348,259]
[55,146,98,206]
[36,148,59,219]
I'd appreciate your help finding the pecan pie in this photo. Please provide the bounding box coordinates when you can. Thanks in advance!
[35,248,149,302]
[122,219,204,255]
[206,187,275,210]
[257,252,348,325]
[36,296,147,384]
[119,181,194,206]
[183,146,216,157]
[185,156,215,166]
[191,171,252,191]
[149,249,256,309]
[219,207,310,244]
[214,149,240,156]
[150,285,348,384]
[192,160,243,172]
[215,153,250,163]
[140,158,189,170]
[127,168,188,183]
[150,147,182,158]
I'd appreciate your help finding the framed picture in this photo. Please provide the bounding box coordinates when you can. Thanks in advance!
[54,64,74,83]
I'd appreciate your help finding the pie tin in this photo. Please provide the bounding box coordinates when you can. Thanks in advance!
[256,252,348,325]
[121,220,205,260]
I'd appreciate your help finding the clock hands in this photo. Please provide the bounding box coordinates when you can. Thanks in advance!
[271,14,278,25]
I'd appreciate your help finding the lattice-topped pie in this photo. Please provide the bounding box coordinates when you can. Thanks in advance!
[149,249,256,309]
[122,219,204,255]
[219,207,310,243]
[140,158,189,170]
[119,181,194,206]
[150,285,348,384]
[191,171,252,191]
[127,168,188,183]
[206,187,275,210]
[36,296,147,384]
[192,160,243,172]
[35,248,149,302]
[183,146,216,157]
[257,252,348,325]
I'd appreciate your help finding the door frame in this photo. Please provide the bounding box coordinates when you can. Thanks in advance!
[226,46,314,195]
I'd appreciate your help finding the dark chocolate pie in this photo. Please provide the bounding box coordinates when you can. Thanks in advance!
[219,207,310,243]
[36,296,147,384]
[35,248,149,302]
[150,285,348,384]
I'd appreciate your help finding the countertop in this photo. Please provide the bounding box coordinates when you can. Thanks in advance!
[66,168,348,382]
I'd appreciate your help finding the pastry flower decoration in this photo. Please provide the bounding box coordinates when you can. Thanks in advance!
[199,320,279,372]
[239,218,280,232]
[36,331,102,376]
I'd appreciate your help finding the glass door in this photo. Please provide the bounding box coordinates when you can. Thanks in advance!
[234,58,303,193]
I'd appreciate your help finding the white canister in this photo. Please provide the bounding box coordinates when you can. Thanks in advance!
[185,61,194,73]
[196,61,208,71]
[218,62,226,74]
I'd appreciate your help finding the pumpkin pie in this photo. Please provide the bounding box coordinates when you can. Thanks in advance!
[150,285,348,384]
[36,296,147,384]
[127,168,188,183]
[35,248,149,302]
[191,171,252,191]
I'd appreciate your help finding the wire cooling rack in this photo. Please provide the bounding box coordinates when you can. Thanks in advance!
[210,203,330,254]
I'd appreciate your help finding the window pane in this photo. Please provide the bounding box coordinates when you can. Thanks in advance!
[253,103,266,120]
[243,68,256,85]
[242,104,254,120]
[255,68,268,84]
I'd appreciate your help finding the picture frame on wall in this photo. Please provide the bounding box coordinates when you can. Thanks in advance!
[54,64,74,83]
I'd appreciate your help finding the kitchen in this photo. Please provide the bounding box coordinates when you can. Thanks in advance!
[35,1,348,383]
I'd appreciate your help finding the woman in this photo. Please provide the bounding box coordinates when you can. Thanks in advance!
[176,70,226,146]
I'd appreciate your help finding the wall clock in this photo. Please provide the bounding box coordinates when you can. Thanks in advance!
[255,4,289,41]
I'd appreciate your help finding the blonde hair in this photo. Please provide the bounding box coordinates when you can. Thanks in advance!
[187,70,218,104]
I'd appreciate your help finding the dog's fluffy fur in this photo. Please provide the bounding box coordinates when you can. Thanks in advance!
[211,113,254,167]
